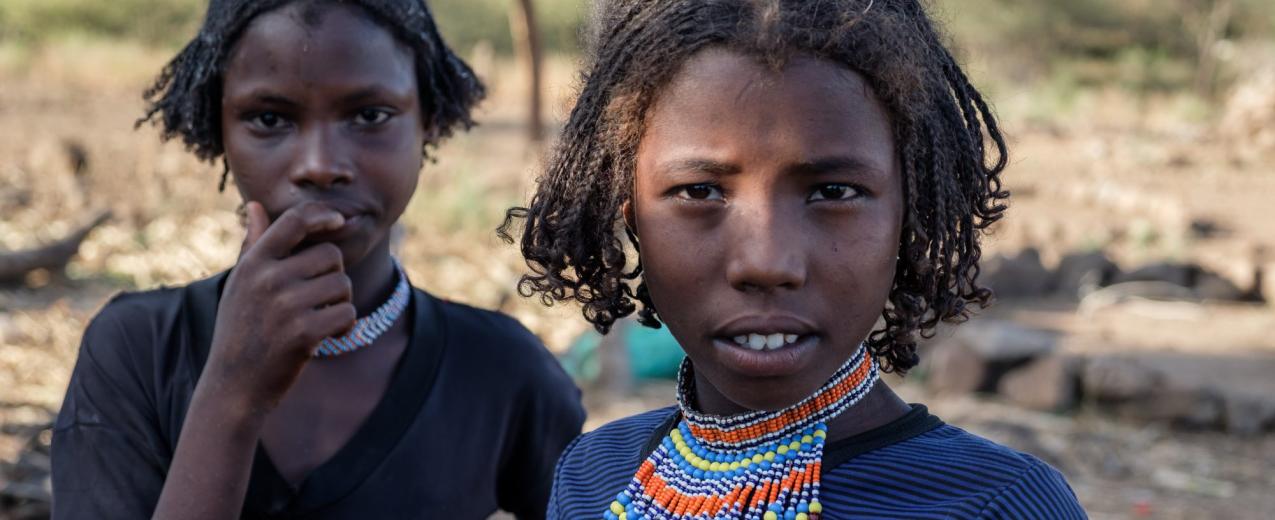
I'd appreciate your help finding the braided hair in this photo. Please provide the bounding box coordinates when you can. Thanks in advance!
[501,0,1009,374]
[139,0,485,190]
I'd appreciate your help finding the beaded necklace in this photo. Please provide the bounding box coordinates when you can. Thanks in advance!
[312,258,410,358]
[605,343,879,520]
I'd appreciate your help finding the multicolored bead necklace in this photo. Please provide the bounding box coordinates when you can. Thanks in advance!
[311,258,410,358]
[605,343,879,520]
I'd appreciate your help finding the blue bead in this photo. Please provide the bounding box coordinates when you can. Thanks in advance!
[617,492,631,505]
[769,502,783,512]
[801,443,812,451]
[785,510,797,520]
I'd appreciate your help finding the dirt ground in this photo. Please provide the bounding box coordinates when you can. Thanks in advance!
[1,42,1273,519]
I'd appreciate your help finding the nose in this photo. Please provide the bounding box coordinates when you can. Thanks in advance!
[724,198,807,293]
[289,124,354,190]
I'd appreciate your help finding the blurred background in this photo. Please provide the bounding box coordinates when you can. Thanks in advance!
[1,0,1274,518]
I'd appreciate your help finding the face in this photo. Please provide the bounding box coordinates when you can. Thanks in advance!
[221,2,425,268]
[632,48,903,413]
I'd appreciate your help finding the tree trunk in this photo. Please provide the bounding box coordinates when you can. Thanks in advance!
[509,0,544,142]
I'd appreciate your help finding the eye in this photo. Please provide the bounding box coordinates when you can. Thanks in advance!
[249,112,289,131]
[808,183,860,202]
[675,183,724,201]
[354,108,393,126]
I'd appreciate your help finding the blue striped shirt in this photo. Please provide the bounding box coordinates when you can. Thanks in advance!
[549,405,1086,519]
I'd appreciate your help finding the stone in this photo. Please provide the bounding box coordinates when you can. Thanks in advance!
[923,339,987,396]
[998,355,1082,412]
[981,248,1052,299]
[1081,356,1163,401]
[1114,386,1225,429]
[1193,270,1246,301]
[1052,250,1119,299]
[953,320,1060,361]
[1221,393,1275,436]
[1113,262,1194,288]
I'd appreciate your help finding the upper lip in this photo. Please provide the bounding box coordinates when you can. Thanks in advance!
[288,198,374,220]
[713,314,818,338]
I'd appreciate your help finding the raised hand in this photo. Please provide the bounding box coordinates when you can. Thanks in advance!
[202,201,357,415]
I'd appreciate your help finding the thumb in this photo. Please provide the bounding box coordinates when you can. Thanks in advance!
[240,201,270,257]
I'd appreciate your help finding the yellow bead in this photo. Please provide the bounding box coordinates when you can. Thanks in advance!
[709,462,721,472]
[764,451,775,461]
[777,445,789,455]
[696,459,710,470]
[741,458,752,467]
[810,501,823,514]
[789,441,801,451]
[729,462,741,470]
[764,512,778,520]
[796,514,809,520]
[610,501,625,515]
[752,454,764,464]
[813,430,827,439]
[619,514,627,520]
[802,435,814,444]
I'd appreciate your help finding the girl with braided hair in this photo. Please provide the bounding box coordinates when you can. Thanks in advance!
[51,1,584,518]
[503,0,1086,517]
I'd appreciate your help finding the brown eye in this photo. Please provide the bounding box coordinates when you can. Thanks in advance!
[809,184,858,202]
[354,108,392,126]
[677,184,723,201]
[249,112,289,131]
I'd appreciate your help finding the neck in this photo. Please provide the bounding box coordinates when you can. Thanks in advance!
[344,239,398,317]
[690,359,911,445]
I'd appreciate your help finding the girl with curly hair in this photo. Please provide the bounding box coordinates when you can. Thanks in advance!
[51,1,584,518]
[503,0,1086,518]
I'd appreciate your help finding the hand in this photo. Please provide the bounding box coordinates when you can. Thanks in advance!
[201,201,357,417]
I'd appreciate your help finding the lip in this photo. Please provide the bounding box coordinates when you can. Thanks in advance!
[283,198,376,246]
[713,314,818,338]
[711,334,819,378]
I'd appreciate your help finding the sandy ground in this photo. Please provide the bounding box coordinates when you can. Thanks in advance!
[2,43,1273,518]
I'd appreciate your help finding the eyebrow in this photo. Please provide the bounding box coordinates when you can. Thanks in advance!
[656,155,887,178]
[785,156,887,178]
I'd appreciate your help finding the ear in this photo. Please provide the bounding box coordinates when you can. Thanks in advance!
[621,198,637,237]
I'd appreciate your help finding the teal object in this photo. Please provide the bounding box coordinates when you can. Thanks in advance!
[559,322,685,382]
[621,322,685,379]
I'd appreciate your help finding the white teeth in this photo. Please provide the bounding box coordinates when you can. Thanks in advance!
[732,332,803,350]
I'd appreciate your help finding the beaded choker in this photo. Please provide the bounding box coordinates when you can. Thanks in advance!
[312,258,410,358]
[605,344,879,520]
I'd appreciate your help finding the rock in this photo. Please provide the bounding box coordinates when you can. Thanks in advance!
[1193,270,1246,301]
[1082,356,1163,401]
[981,248,1052,299]
[1221,393,1275,436]
[954,320,1060,361]
[998,355,1082,412]
[1052,250,1119,299]
[923,340,987,396]
[1114,262,1195,288]
[1117,386,1225,429]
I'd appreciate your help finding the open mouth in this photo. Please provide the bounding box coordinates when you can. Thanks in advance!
[727,332,805,351]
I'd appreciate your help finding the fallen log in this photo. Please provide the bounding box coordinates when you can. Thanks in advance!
[0,211,110,284]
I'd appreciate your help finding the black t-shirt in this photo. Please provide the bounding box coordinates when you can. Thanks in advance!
[51,271,586,519]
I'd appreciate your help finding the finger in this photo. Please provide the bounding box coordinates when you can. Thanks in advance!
[251,202,345,260]
[279,242,345,280]
[240,201,271,257]
[294,271,354,309]
[305,303,358,347]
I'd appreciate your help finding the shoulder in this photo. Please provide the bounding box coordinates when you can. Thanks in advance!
[557,407,675,477]
[825,423,1084,518]
[431,294,561,376]
[551,407,678,516]
[79,274,220,369]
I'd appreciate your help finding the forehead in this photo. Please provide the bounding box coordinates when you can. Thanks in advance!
[223,3,415,94]
[641,48,894,165]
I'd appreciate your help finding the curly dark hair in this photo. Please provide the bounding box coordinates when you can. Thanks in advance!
[500,0,1009,373]
[139,0,485,191]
